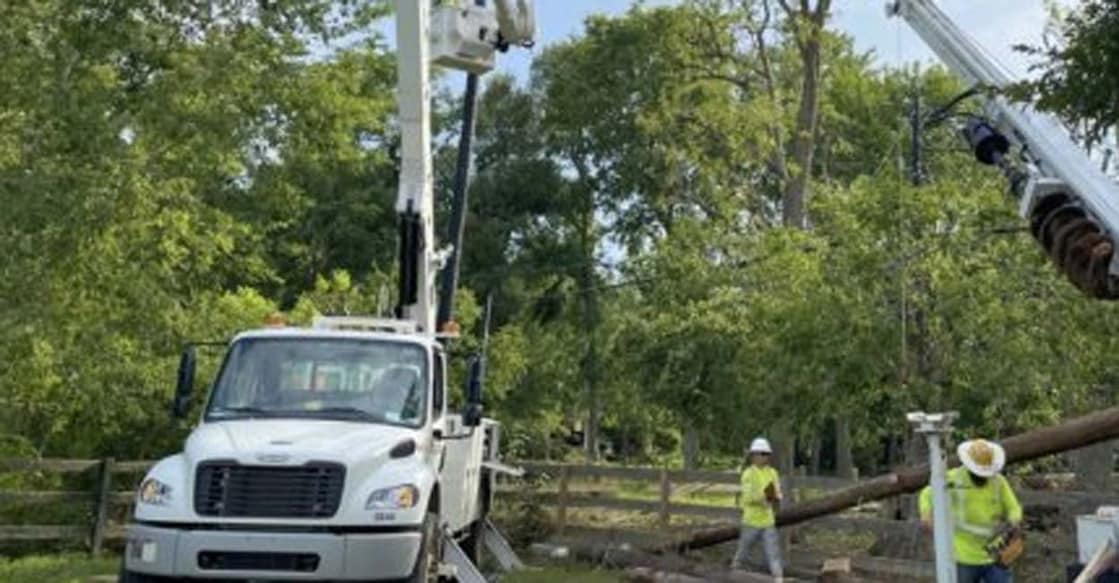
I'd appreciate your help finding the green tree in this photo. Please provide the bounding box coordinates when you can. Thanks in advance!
[1020,0,1119,149]
[0,0,394,457]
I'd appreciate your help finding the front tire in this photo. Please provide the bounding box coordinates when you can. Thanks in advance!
[461,518,485,565]
[461,473,491,564]
[408,510,442,583]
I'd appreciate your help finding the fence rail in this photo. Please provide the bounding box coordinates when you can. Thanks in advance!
[518,462,856,490]
[1,457,1111,557]
[0,457,153,555]
[509,461,861,533]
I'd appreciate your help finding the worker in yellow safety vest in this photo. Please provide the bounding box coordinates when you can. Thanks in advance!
[919,439,1023,583]
[732,437,783,579]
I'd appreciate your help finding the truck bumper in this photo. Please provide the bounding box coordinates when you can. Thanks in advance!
[124,523,422,581]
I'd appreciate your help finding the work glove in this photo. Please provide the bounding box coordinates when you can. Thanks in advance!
[764,482,780,504]
[986,523,1025,567]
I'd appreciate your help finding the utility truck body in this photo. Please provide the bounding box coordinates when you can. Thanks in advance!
[124,319,497,581]
[124,1,533,580]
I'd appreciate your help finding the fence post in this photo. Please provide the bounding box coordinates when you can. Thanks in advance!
[658,468,671,527]
[557,465,570,535]
[91,457,114,556]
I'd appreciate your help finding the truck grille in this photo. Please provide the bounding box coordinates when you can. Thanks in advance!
[198,551,320,572]
[194,461,345,519]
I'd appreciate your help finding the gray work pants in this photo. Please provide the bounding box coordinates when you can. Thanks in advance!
[731,525,783,577]
[957,563,1013,583]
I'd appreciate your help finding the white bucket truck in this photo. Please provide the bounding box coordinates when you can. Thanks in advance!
[122,317,500,582]
[121,1,534,580]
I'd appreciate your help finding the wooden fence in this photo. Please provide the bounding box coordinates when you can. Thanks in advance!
[508,462,859,533]
[0,458,856,555]
[0,458,152,556]
[1,458,1112,558]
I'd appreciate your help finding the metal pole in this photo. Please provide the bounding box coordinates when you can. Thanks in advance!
[910,89,923,186]
[480,293,493,370]
[908,411,958,583]
[927,431,955,583]
[437,72,481,332]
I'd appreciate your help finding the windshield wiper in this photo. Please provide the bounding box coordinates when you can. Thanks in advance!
[208,406,277,419]
[209,406,382,422]
[298,407,381,421]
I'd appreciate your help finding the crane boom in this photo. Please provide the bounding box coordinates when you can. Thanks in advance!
[393,0,536,333]
[890,0,1119,299]
[394,0,438,332]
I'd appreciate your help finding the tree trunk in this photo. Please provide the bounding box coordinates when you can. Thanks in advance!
[901,433,927,520]
[661,405,1119,554]
[780,0,831,229]
[581,303,600,463]
[771,424,795,474]
[809,436,823,476]
[783,43,820,229]
[878,436,904,520]
[578,208,601,463]
[835,417,855,479]
[683,425,700,471]
[1075,439,1114,492]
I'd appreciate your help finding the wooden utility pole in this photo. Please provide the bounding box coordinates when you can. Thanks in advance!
[664,405,1119,554]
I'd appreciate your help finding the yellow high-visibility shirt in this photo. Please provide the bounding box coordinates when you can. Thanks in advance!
[919,467,1023,566]
[739,465,781,528]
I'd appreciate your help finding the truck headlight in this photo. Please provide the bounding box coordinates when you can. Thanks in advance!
[138,478,172,506]
[366,485,419,510]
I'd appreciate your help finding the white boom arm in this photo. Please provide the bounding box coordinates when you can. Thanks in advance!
[393,1,536,333]
[395,0,438,333]
[890,0,1119,299]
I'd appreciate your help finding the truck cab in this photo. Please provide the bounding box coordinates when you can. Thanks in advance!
[123,317,497,582]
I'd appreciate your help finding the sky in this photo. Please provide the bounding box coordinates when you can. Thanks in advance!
[465,0,1074,83]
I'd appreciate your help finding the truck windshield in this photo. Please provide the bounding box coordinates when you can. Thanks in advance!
[206,338,428,427]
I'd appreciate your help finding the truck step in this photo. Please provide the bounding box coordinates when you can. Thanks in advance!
[442,531,488,583]
[482,460,524,478]
[483,519,525,571]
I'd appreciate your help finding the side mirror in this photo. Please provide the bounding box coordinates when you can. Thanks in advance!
[463,356,484,427]
[465,356,483,404]
[172,345,197,419]
[463,402,484,428]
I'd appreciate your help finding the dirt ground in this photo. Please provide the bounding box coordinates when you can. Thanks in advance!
[514,509,1083,583]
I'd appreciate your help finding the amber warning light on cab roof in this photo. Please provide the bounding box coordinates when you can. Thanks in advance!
[262,312,287,328]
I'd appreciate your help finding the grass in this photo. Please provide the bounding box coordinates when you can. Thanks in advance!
[0,553,117,583]
[601,479,739,508]
[0,554,620,583]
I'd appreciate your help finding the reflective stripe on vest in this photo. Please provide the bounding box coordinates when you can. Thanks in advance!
[951,471,1001,538]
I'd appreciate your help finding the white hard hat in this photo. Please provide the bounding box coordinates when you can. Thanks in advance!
[749,437,773,454]
[958,439,1006,478]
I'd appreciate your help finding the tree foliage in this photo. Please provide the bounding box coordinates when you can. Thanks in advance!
[1,0,1116,475]
[1019,0,1119,148]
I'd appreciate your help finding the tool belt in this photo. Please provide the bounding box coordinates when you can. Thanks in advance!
[985,524,1025,566]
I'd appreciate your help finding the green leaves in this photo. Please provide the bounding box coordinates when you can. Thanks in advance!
[1017,0,1119,148]
[1,0,1114,471]
[0,0,397,457]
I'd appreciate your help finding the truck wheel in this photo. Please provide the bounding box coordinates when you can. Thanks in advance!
[461,473,491,564]
[408,510,442,583]
[461,518,485,565]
